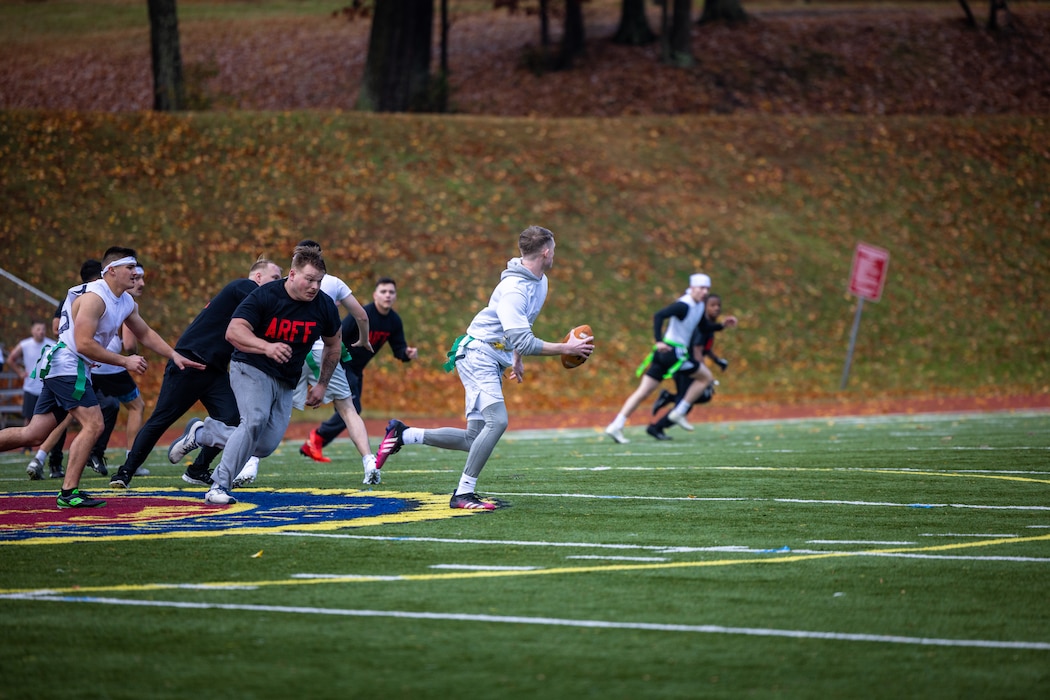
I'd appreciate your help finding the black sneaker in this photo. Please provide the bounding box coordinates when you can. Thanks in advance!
[49,463,65,479]
[181,468,213,486]
[646,425,672,441]
[88,453,108,476]
[56,489,107,509]
[651,390,674,416]
[449,491,496,511]
[375,419,407,470]
[109,470,131,489]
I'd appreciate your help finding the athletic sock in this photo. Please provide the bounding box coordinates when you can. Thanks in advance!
[455,474,478,496]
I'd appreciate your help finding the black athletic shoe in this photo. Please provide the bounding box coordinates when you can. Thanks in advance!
[449,491,496,511]
[109,470,131,489]
[646,425,673,441]
[651,390,674,416]
[88,453,108,476]
[181,468,214,486]
[49,463,65,479]
[56,489,107,509]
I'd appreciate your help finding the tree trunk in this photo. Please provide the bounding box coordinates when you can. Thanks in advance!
[987,0,1007,30]
[613,0,656,45]
[668,0,694,67]
[557,0,585,70]
[540,0,551,47]
[357,0,434,112]
[148,0,185,111]
[698,0,747,24]
[957,0,977,27]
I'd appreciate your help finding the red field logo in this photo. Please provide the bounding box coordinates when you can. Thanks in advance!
[0,489,471,545]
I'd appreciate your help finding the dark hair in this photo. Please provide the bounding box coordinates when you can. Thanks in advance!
[296,239,321,252]
[102,247,137,265]
[375,276,397,288]
[519,225,554,257]
[80,259,103,282]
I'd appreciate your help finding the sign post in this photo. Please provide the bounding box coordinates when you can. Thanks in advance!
[840,243,890,390]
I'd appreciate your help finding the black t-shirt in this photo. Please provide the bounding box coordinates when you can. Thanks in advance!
[175,278,259,368]
[231,279,340,387]
[341,303,412,374]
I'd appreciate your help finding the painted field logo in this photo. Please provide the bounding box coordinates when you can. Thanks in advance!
[0,489,472,545]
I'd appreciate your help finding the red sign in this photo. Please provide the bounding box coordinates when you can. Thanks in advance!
[848,242,890,302]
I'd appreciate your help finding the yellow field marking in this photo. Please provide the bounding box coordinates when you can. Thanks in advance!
[4,532,1048,598]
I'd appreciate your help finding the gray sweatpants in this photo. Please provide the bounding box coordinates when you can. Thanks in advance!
[198,361,292,490]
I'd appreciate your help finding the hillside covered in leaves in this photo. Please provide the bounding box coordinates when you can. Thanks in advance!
[0,2,1047,420]
[1,111,1046,418]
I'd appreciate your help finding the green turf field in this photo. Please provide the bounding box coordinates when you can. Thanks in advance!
[2,409,1048,698]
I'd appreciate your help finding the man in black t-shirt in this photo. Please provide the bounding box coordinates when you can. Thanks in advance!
[108,258,283,488]
[301,277,418,462]
[167,245,341,505]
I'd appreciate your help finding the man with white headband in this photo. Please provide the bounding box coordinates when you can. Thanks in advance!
[89,264,148,476]
[0,246,205,508]
[604,273,712,444]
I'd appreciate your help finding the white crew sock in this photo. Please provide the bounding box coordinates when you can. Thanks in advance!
[455,474,478,496]
[403,427,425,445]
[35,449,47,463]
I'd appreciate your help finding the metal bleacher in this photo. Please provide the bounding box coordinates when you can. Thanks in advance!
[0,371,24,428]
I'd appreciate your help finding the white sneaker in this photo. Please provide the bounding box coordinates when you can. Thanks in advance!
[204,486,237,505]
[604,425,629,444]
[233,456,259,487]
[137,467,151,477]
[26,458,44,481]
[666,409,694,432]
[168,418,204,463]
[362,454,381,485]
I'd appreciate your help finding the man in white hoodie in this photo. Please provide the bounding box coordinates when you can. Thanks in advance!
[370,225,593,510]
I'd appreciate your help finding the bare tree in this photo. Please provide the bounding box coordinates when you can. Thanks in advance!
[698,0,747,24]
[613,0,656,45]
[357,0,435,112]
[557,0,586,69]
[148,0,185,111]
[668,0,694,67]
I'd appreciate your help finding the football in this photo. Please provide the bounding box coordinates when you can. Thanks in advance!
[561,324,593,369]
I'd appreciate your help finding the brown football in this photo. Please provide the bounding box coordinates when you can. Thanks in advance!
[561,324,593,369]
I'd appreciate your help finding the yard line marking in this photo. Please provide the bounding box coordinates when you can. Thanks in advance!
[850,553,1050,562]
[428,564,542,571]
[919,533,1019,538]
[808,540,916,545]
[481,491,1050,511]
[2,533,1047,598]
[565,556,669,562]
[7,594,1050,651]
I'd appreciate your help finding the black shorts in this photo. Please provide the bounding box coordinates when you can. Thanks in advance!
[91,370,140,403]
[643,348,683,381]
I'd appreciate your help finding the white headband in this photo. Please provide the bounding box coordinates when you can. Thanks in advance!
[133,266,144,276]
[102,256,138,274]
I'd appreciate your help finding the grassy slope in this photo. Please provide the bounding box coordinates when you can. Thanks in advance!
[2,111,1047,419]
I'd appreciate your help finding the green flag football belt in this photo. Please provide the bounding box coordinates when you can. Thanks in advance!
[635,339,687,379]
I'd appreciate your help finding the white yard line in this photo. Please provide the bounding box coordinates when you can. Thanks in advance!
[6,593,1049,651]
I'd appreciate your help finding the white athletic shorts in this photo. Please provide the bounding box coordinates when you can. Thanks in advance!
[292,345,353,410]
[457,342,507,421]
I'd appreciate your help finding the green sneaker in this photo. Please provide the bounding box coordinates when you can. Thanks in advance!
[56,489,107,509]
